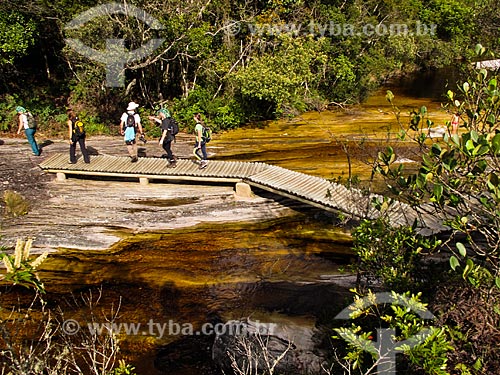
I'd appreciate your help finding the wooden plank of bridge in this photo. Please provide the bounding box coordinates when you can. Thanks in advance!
[39,153,449,235]
[39,153,270,184]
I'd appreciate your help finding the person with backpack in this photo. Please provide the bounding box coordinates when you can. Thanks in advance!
[67,109,90,164]
[16,106,40,156]
[148,108,178,167]
[119,101,144,162]
[193,113,209,169]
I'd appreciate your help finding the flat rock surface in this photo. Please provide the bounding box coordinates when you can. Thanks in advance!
[0,134,295,253]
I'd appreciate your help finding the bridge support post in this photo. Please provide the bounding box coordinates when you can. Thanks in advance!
[56,172,66,182]
[139,177,149,185]
[234,182,254,200]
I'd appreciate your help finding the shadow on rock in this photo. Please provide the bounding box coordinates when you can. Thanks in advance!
[154,335,220,375]
[86,146,99,155]
[39,140,53,149]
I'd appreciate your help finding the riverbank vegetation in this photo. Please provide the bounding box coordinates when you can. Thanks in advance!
[331,45,500,374]
[0,239,139,375]
[1,0,500,134]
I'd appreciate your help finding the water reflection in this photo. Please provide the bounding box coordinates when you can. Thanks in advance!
[212,80,450,184]
[32,212,354,374]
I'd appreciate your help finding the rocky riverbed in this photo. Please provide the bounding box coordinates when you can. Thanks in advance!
[0,133,300,253]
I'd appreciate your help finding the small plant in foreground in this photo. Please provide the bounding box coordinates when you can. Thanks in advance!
[0,238,48,292]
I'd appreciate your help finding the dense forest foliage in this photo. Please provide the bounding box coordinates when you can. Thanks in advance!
[1,0,500,133]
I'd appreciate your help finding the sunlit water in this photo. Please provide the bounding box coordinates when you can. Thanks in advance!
[213,84,449,183]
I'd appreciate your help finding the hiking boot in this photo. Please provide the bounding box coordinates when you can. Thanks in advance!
[168,159,177,168]
[131,156,138,163]
[199,160,208,169]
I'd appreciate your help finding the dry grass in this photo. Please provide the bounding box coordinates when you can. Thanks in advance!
[3,190,29,217]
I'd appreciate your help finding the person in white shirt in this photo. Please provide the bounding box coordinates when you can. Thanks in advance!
[16,106,40,156]
[119,101,144,162]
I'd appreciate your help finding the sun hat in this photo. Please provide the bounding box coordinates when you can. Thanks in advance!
[157,108,171,118]
[126,101,139,111]
[16,106,26,113]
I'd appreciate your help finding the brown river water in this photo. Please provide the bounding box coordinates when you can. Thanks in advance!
[214,84,450,182]
[2,71,457,374]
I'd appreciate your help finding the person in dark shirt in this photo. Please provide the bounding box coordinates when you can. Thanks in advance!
[67,109,90,164]
[149,108,176,167]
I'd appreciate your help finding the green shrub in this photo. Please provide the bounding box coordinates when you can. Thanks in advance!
[0,94,19,132]
[334,290,454,375]
[78,112,111,136]
[352,215,441,292]
[109,360,137,375]
[172,87,247,133]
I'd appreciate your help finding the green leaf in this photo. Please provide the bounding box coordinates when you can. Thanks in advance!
[488,172,499,190]
[463,82,470,93]
[475,43,485,55]
[470,130,479,143]
[451,134,461,146]
[456,242,467,257]
[433,183,443,201]
[450,256,460,271]
[476,145,490,156]
[479,68,488,81]
[488,78,497,91]
[386,90,394,103]
[463,258,474,278]
[475,159,488,173]
[491,133,500,154]
[465,139,475,152]
[496,276,500,289]
[431,143,441,156]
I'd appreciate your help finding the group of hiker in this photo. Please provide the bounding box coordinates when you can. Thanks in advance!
[15,102,210,169]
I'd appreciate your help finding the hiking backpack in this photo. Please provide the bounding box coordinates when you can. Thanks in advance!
[26,112,37,129]
[73,117,85,136]
[202,126,212,143]
[126,113,136,128]
[169,118,179,136]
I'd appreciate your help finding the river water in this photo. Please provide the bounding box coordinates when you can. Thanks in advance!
[6,71,456,374]
[213,74,452,184]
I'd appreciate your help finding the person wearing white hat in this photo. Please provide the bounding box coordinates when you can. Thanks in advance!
[119,101,144,162]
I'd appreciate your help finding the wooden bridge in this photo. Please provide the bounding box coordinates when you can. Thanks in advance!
[39,153,446,234]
